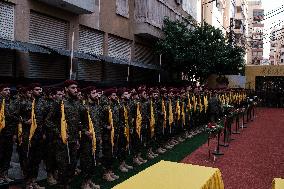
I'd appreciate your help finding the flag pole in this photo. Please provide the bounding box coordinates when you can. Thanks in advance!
[69,31,75,80]
[159,54,162,83]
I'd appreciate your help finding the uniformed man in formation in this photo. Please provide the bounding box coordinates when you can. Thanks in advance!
[0,81,250,189]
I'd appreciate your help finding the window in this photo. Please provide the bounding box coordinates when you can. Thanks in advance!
[0,1,14,40]
[116,0,129,18]
[253,9,264,21]
[281,59,284,63]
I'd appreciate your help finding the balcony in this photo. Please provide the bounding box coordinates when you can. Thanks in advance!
[36,0,95,14]
[134,0,183,39]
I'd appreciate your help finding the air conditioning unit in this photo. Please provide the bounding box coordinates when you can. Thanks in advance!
[176,0,182,5]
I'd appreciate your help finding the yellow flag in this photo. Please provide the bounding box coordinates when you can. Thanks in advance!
[136,102,142,139]
[199,98,203,113]
[181,102,185,127]
[161,99,167,129]
[87,109,96,155]
[29,99,37,143]
[0,99,5,133]
[108,106,114,154]
[61,101,68,144]
[123,105,130,149]
[192,96,196,112]
[176,100,181,121]
[150,100,155,138]
[18,121,23,146]
[204,96,208,113]
[168,99,173,128]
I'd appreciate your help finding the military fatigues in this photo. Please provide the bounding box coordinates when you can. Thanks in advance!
[80,100,102,182]
[45,97,86,185]
[130,100,143,157]
[18,97,45,181]
[101,99,119,171]
[0,97,19,176]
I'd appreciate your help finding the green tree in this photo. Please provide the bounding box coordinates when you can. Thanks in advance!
[156,18,245,84]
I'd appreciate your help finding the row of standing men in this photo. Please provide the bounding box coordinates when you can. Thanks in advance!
[0,80,248,189]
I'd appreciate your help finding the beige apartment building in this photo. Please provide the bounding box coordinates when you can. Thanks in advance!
[269,25,284,65]
[247,0,264,65]
[0,0,195,84]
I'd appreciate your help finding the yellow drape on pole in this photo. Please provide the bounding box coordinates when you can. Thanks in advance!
[192,96,196,112]
[87,109,96,156]
[187,95,191,122]
[136,102,142,139]
[176,100,181,121]
[29,99,37,143]
[61,101,68,144]
[108,106,114,154]
[161,99,167,129]
[204,96,208,113]
[18,122,23,146]
[168,99,173,131]
[199,98,203,113]
[181,102,185,127]
[150,100,155,138]
[123,105,130,149]
[0,99,5,133]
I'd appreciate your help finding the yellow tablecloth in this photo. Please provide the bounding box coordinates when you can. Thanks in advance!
[113,160,224,189]
[272,178,284,189]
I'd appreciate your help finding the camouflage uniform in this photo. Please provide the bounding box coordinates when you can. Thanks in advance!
[45,97,86,185]
[80,100,102,182]
[0,97,19,175]
[101,99,119,171]
[18,97,45,181]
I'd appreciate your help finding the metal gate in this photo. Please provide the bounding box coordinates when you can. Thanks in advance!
[255,76,284,107]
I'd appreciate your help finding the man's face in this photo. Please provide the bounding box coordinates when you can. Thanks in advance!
[109,93,117,101]
[122,92,131,100]
[132,94,139,100]
[33,87,42,97]
[54,90,64,100]
[141,91,147,99]
[153,92,159,99]
[66,84,78,98]
[77,92,82,100]
[90,89,99,100]
[26,90,32,98]
[0,87,10,98]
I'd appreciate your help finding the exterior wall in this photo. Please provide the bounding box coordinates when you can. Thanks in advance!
[245,65,284,89]
[1,0,195,82]
[247,0,264,65]
[269,26,284,65]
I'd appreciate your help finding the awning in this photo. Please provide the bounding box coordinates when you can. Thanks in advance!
[132,61,160,70]
[49,48,100,61]
[99,55,160,70]
[0,38,50,54]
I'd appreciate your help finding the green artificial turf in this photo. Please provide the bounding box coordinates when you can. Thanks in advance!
[39,132,208,189]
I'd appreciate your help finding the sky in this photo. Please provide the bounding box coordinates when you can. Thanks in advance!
[261,0,284,59]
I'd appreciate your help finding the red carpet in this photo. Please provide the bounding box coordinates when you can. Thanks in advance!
[181,108,284,189]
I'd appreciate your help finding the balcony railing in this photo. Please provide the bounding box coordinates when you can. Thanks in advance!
[134,0,183,29]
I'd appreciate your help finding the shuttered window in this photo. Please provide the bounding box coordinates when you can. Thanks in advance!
[77,60,102,81]
[79,26,104,55]
[28,53,67,79]
[29,11,68,49]
[108,35,131,61]
[104,63,128,82]
[134,44,156,65]
[0,2,14,40]
[116,0,129,18]
[0,50,14,77]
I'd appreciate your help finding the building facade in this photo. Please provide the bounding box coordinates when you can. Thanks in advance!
[269,26,284,65]
[0,0,194,85]
[247,0,264,65]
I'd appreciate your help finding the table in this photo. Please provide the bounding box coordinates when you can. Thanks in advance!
[272,178,284,189]
[113,160,224,189]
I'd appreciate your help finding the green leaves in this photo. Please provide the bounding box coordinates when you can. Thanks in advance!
[155,19,245,83]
